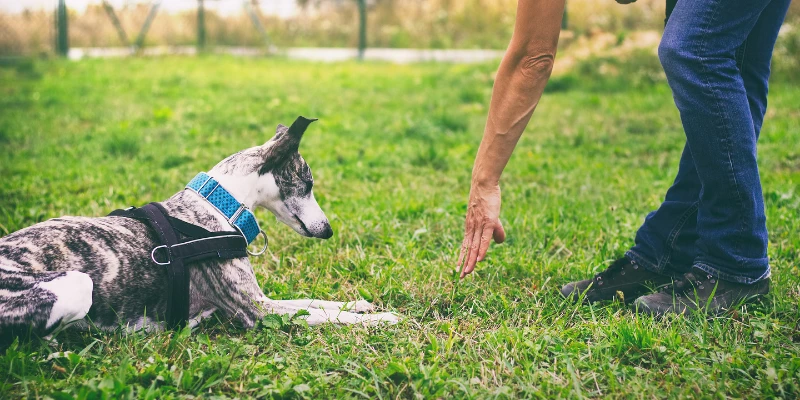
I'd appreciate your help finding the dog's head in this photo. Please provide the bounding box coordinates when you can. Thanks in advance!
[209,116,332,239]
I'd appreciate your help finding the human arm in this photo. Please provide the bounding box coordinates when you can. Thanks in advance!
[457,0,565,278]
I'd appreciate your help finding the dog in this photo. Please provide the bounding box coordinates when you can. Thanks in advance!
[0,116,398,344]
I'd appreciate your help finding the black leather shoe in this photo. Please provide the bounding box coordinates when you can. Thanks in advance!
[561,257,672,303]
[632,267,770,317]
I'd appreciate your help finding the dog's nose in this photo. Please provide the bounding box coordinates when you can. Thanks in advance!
[317,223,333,239]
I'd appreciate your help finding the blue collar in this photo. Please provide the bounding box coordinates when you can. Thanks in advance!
[185,172,262,245]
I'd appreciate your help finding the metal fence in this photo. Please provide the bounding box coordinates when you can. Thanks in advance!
[0,0,369,59]
[5,0,794,60]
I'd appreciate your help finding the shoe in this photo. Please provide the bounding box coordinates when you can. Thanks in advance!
[561,257,673,303]
[632,267,770,317]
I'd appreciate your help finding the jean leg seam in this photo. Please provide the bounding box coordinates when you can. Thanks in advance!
[695,0,748,269]
[740,39,748,69]
[660,200,700,270]
[735,39,748,70]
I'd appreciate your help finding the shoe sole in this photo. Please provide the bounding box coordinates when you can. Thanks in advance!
[562,282,672,305]
[632,293,769,318]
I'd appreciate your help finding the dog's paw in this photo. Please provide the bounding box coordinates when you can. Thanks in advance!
[345,300,376,313]
[359,312,400,325]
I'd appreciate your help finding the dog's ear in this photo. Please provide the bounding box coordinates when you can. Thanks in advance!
[284,116,316,148]
[267,117,316,146]
[273,124,288,140]
[277,116,316,152]
[259,116,317,174]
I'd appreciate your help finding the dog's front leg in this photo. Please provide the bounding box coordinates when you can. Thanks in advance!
[270,299,376,313]
[251,294,399,327]
[296,307,400,326]
[205,261,398,328]
[199,260,327,328]
[196,260,275,329]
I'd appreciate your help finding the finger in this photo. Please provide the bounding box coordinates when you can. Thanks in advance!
[456,237,469,273]
[456,214,475,272]
[476,225,495,262]
[459,226,477,278]
[462,224,484,277]
[459,234,473,278]
[493,221,506,243]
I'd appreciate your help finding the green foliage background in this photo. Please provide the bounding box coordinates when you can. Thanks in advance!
[0,56,799,398]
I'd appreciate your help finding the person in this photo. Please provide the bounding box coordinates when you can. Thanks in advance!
[457,0,792,316]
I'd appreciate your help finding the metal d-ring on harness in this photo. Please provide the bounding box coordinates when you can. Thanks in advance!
[109,172,268,329]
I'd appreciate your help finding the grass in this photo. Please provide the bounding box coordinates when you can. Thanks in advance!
[0,56,799,398]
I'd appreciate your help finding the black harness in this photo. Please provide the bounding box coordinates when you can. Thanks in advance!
[110,202,249,328]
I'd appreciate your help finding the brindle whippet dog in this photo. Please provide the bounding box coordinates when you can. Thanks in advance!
[0,117,398,344]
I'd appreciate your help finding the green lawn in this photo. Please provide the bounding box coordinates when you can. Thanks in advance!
[1,57,799,398]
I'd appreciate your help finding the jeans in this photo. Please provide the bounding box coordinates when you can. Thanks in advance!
[626,0,791,284]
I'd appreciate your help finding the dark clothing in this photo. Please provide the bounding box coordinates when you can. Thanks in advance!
[627,0,792,283]
[665,0,678,24]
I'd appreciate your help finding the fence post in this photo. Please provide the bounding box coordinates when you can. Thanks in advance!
[102,0,131,47]
[356,0,366,60]
[245,1,272,49]
[198,0,206,51]
[134,1,161,53]
[56,0,69,57]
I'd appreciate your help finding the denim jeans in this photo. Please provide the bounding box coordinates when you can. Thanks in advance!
[626,0,791,284]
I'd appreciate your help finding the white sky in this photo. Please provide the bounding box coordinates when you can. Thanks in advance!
[0,0,299,17]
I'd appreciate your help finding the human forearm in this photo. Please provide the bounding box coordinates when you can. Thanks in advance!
[472,0,564,187]
[472,50,556,187]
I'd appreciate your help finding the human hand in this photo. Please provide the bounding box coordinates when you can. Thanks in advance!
[457,182,506,278]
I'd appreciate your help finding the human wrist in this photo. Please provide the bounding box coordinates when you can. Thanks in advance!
[471,174,499,191]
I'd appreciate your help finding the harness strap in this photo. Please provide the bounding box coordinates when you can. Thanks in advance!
[143,203,188,329]
[109,202,248,329]
[167,235,248,263]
